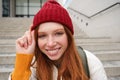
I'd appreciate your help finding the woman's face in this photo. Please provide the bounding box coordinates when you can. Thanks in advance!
[37,22,68,60]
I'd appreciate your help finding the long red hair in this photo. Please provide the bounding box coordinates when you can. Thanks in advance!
[33,26,89,80]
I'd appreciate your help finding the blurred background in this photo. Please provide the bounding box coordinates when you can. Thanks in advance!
[0,0,120,80]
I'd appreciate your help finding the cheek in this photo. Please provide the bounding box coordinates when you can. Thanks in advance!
[60,35,68,48]
[38,39,45,50]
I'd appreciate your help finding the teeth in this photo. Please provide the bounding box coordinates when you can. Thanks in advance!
[47,49,59,55]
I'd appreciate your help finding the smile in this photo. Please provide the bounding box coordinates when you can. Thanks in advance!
[46,48,61,56]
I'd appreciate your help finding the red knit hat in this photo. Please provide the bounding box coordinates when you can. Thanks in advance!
[31,0,74,34]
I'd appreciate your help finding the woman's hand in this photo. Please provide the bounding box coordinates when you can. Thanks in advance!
[16,29,36,54]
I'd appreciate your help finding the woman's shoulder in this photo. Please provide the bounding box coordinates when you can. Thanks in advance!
[83,49,103,68]
[84,50,108,80]
[83,50,101,63]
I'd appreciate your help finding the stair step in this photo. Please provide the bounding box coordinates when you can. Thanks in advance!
[0,39,15,45]
[76,42,120,45]
[0,18,31,30]
[0,50,120,65]
[0,45,15,53]
[93,50,120,61]
[1,70,120,80]
[0,39,116,45]
[0,64,14,80]
[0,34,22,39]
[0,35,20,39]
[0,64,14,72]
[0,35,21,39]
[1,43,120,53]
[103,61,120,77]
[75,37,112,43]
[0,39,117,45]
[0,61,120,79]
[0,31,25,36]
[0,54,15,64]
[108,76,120,80]
[78,44,120,51]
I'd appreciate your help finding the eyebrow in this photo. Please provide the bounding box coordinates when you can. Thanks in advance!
[54,28,65,32]
[38,28,65,34]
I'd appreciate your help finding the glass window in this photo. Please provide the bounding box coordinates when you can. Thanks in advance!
[15,0,28,17]
[15,0,46,17]
[2,0,10,17]
[29,0,41,17]
[16,0,27,6]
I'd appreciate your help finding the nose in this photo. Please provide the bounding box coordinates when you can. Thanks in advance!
[46,36,56,47]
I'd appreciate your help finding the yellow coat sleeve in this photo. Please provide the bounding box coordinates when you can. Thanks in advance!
[12,53,34,80]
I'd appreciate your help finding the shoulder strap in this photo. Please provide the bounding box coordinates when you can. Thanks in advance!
[77,46,90,78]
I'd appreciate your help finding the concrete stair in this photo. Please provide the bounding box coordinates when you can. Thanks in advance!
[0,18,32,80]
[0,18,120,80]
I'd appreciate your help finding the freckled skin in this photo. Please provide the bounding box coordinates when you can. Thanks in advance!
[37,22,68,60]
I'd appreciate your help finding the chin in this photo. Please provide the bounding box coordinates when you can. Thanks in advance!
[48,56,60,61]
[49,58,59,61]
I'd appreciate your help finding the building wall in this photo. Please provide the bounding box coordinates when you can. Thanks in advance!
[68,5,120,42]
[10,0,15,17]
[0,0,2,17]
[87,5,120,41]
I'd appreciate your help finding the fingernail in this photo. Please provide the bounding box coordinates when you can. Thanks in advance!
[29,41,32,45]
[24,45,27,49]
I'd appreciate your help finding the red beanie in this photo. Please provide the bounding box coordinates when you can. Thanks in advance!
[31,0,74,34]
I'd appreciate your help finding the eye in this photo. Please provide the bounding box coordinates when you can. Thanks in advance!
[38,34,46,39]
[55,31,64,36]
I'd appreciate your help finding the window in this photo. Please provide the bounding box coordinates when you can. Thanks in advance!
[2,0,10,17]
[15,0,45,17]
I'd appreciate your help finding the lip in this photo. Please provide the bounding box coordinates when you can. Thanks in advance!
[46,47,60,51]
[46,48,61,56]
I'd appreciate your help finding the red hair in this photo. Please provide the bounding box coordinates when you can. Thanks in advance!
[33,26,89,80]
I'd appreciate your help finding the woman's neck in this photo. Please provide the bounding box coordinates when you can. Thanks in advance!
[52,57,63,68]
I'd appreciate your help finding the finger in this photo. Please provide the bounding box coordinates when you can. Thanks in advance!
[16,38,24,47]
[23,36,28,49]
[31,30,35,44]
[29,24,33,31]
[25,30,32,45]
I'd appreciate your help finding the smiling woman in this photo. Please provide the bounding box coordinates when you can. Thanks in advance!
[37,22,68,61]
[9,0,107,80]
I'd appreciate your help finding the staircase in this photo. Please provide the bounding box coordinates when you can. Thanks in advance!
[0,18,120,80]
[0,18,32,80]
[74,37,120,80]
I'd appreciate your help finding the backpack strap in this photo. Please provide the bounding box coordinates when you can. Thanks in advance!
[77,46,90,78]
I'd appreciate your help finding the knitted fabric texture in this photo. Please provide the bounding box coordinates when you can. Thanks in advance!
[31,0,74,34]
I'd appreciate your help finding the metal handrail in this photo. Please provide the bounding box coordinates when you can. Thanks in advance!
[68,2,120,18]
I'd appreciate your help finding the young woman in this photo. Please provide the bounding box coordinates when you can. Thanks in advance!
[9,0,107,80]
